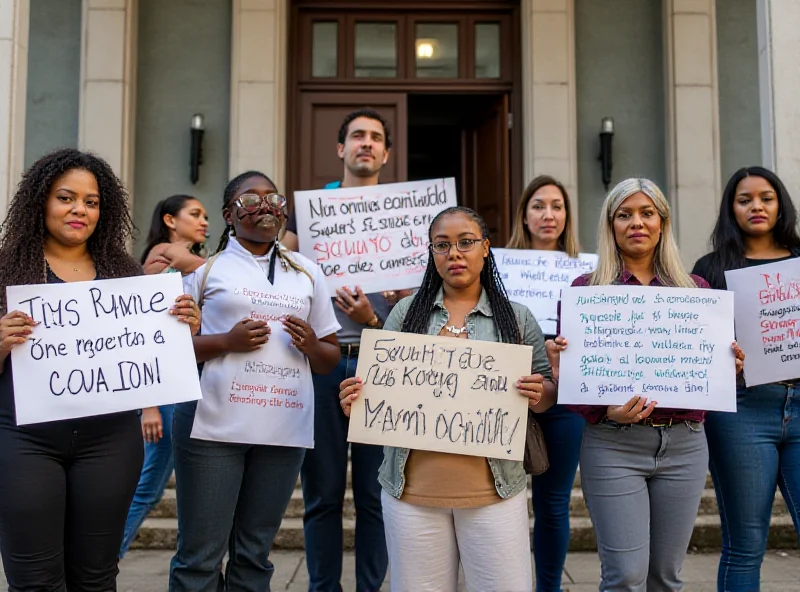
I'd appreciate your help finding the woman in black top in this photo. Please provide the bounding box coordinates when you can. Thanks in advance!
[692,166,800,592]
[0,149,199,590]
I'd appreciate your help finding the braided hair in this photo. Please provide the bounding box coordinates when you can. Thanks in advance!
[0,148,141,313]
[216,171,312,283]
[401,206,521,344]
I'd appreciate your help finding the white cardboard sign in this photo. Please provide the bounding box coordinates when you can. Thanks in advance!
[347,329,532,460]
[557,285,737,411]
[493,249,598,336]
[294,178,457,292]
[725,259,800,386]
[7,274,202,425]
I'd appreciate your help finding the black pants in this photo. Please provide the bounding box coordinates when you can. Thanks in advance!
[0,411,143,591]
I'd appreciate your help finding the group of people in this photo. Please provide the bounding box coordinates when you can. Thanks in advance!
[0,105,795,592]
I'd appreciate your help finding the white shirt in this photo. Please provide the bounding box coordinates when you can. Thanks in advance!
[183,237,340,447]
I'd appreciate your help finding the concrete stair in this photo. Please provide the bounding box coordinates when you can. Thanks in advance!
[130,467,796,552]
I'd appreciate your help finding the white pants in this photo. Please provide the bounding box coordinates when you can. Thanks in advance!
[381,489,532,592]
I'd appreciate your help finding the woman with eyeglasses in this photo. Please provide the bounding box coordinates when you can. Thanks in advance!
[169,171,341,591]
[338,206,555,591]
[506,175,584,592]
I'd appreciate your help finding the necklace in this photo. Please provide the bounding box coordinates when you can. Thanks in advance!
[444,325,468,336]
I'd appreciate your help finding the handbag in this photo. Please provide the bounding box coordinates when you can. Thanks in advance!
[523,409,549,475]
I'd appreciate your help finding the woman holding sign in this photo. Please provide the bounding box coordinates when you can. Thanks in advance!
[118,194,209,558]
[169,171,341,591]
[692,166,800,591]
[0,148,201,590]
[507,174,585,591]
[546,178,745,591]
[339,206,556,591]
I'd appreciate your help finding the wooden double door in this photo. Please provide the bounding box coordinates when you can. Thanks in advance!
[288,1,520,246]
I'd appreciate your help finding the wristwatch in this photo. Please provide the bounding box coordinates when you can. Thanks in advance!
[366,314,381,328]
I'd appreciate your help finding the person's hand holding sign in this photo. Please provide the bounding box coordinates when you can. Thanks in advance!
[335,286,379,326]
[0,311,36,368]
[517,374,553,411]
[339,376,362,417]
[732,341,745,375]
[170,295,202,336]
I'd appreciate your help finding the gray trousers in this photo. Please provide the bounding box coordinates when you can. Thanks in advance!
[580,421,708,592]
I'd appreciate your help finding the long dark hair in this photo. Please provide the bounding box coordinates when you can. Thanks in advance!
[140,194,202,264]
[0,148,141,312]
[703,166,800,289]
[401,206,521,344]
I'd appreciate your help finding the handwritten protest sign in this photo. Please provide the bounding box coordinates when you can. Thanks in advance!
[726,259,800,386]
[7,274,202,425]
[348,329,532,460]
[294,178,457,292]
[494,249,598,336]
[557,285,736,411]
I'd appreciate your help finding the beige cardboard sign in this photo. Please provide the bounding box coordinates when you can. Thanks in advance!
[348,329,533,460]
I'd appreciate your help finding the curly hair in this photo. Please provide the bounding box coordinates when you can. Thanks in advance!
[0,148,142,312]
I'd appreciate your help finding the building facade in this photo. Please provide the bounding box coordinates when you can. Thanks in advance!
[1,0,798,265]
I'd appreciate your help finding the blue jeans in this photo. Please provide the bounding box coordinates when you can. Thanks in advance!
[119,404,175,558]
[300,353,387,592]
[706,384,800,591]
[530,404,585,591]
[169,401,305,592]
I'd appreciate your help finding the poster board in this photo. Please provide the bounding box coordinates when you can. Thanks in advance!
[7,274,202,425]
[557,285,736,411]
[347,329,532,460]
[294,178,457,292]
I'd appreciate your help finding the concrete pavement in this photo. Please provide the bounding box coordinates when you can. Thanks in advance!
[5,550,800,591]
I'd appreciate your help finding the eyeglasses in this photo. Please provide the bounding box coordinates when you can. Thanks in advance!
[235,192,287,213]
[430,238,484,255]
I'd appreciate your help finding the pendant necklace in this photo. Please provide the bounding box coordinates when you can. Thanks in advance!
[445,325,468,336]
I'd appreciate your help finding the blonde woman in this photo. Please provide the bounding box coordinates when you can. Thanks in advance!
[507,175,584,591]
[547,179,745,591]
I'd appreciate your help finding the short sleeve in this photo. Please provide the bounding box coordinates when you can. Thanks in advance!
[516,304,552,379]
[286,210,298,234]
[183,266,203,303]
[307,265,341,339]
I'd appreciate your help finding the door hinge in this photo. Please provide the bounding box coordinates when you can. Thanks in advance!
[507,113,513,129]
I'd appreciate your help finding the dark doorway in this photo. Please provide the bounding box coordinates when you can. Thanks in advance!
[407,93,510,244]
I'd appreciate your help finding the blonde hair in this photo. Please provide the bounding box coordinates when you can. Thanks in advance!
[507,175,580,257]
[589,178,695,288]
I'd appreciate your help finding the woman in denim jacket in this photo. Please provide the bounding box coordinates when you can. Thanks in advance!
[339,206,555,592]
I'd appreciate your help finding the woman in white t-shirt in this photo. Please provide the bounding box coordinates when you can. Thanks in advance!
[169,171,341,591]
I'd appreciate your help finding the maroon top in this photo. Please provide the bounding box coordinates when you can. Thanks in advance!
[560,270,711,425]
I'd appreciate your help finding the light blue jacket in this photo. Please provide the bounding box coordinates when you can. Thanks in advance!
[377,287,553,500]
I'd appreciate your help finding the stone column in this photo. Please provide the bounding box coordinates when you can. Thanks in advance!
[758,0,800,203]
[229,0,287,188]
[0,0,29,215]
[520,0,579,225]
[663,0,721,266]
[79,0,137,190]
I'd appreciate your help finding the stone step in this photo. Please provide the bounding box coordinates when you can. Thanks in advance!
[151,487,787,521]
[131,514,799,553]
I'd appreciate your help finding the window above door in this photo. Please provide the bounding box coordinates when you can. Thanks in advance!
[299,11,513,83]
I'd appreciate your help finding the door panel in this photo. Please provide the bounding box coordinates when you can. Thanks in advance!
[463,93,510,245]
[297,92,408,191]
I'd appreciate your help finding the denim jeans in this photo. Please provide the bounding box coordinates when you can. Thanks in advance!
[580,421,708,591]
[169,401,305,592]
[300,353,388,592]
[119,404,175,558]
[530,404,585,591]
[706,383,800,591]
